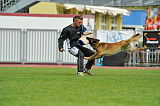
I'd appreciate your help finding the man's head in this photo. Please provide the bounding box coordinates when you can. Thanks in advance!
[73,15,83,27]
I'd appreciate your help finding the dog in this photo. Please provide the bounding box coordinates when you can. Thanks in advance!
[84,33,144,60]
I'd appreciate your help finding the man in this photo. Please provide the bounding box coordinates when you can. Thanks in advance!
[58,15,95,76]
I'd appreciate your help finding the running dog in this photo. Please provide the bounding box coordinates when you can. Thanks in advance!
[84,33,144,60]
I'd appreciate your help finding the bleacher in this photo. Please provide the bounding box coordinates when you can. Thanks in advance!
[1,0,160,13]
[0,0,21,12]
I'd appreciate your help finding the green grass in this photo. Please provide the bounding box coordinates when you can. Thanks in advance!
[0,67,160,106]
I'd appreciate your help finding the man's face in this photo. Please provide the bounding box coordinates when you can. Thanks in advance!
[74,19,83,27]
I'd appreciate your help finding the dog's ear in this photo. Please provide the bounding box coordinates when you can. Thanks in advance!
[86,37,100,42]
[132,33,141,39]
[86,37,90,40]
[96,39,100,41]
[92,39,100,44]
[135,33,140,36]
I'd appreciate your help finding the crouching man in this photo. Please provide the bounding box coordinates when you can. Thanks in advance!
[58,15,95,76]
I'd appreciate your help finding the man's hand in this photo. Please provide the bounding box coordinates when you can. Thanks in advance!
[59,48,65,52]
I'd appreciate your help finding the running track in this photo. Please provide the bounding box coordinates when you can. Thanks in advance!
[0,64,160,70]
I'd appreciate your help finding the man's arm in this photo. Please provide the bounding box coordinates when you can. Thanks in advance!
[58,28,68,52]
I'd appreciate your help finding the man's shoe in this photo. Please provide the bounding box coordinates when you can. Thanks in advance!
[77,72,85,76]
[84,68,94,76]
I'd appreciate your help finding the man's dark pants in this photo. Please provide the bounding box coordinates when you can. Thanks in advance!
[76,46,95,72]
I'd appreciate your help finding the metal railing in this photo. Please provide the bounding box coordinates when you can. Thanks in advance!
[0,0,21,12]
[1,28,159,66]
[125,49,160,67]
[0,28,79,64]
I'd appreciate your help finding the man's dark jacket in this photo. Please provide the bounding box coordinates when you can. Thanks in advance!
[58,25,86,49]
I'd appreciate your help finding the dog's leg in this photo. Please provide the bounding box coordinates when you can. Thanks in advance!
[136,48,144,51]
[126,47,144,52]
[84,53,102,60]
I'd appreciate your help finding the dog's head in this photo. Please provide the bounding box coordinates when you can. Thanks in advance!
[86,37,100,49]
[86,37,100,44]
[130,33,142,43]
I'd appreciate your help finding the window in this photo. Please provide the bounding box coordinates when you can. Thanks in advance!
[101,14,106,30]
[111,16,117,30]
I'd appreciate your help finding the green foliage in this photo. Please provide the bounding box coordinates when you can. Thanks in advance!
[0,67,160,106]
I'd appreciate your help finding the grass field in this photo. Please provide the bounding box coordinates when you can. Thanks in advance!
[0,66,160,106]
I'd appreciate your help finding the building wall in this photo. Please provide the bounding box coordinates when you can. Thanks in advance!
[0,13,95,30]
[29,2,123,30]
[29,2,58,14]
[0,13,94,64]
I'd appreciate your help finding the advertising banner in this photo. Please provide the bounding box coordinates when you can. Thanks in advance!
[143,31,160,49]
[96,30,136,43]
